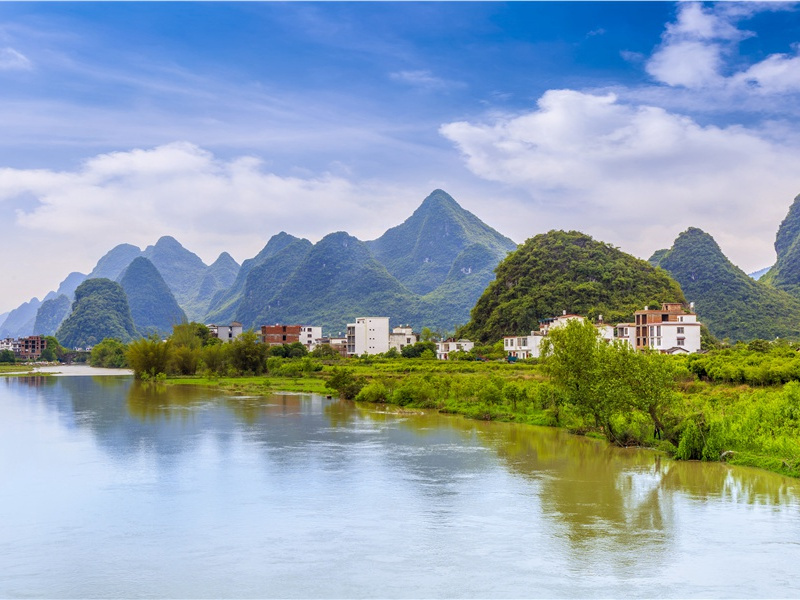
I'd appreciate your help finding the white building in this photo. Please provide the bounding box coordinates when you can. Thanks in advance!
[388,325,418,353]
[503,332,545,359]
[346,317,390,356]
[618,303,702,354]
[503,313,619,359]
[207,322,243,343]
[435,339,475,360]
[299,326,323,351]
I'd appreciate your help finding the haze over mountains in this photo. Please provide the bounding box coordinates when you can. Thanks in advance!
[5,188,800,345]
[1,190,517,340]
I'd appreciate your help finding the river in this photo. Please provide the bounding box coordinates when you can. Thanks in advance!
[1,375,798,598]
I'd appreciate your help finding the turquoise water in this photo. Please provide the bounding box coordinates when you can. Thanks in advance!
[1,375,799,598]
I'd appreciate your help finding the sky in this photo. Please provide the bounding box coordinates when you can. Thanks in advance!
[2,2,800,314]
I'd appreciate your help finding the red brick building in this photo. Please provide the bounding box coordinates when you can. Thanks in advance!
[17,336,46,360]
[260,325,303,346]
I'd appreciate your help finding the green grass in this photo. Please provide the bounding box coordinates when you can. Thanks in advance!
[166,374,329,395]
[160,356,800,479]
[0,364,35,375]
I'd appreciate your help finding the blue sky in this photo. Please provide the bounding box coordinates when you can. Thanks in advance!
[2,2,800,313]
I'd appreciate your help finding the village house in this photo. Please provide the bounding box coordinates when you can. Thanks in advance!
[260,324,323,350]
[504,312,591,359]
[17,335,46,360]
[388,325,418,353]
[316,336,349,358]
[616,302,702,354]
[207,322,243,343]
[346,317,390,356]
[435,338,474,360]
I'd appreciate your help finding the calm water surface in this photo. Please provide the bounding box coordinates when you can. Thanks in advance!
[1,376,799,598]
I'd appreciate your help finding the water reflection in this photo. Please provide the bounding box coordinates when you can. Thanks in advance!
[3,376,800,597]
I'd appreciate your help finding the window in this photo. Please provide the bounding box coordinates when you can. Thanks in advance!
[677,327,684,334]
[677,338,685,346]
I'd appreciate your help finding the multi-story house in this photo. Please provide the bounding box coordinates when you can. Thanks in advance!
[207,322,243,343]
[388,325,418,353]
[346,317,390,356]
[17,335,46,360]
[260,324,323,351]
[503,312,589,359]
[617,302,702,353]
[435,339,475,360]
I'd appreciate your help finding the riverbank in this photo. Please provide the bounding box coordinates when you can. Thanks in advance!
[0,364,134,377]
[158,357,800,479]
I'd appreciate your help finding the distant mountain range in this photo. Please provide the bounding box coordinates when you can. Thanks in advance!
[1,190,517,342]
[6,188,800,346]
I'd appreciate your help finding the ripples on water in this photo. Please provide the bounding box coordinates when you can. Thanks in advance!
[1,376,799,598]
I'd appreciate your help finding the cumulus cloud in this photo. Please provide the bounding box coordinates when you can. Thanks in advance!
[646,3,800,94]
[440,89,800,271]
[0,142,426,308]
[0,47,32,71]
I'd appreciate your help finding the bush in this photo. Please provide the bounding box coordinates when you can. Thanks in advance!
[675,419,705,460]
[326,368,365,400]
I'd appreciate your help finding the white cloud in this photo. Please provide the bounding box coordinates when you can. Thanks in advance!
[646,2,800,94]
[0,142,431,310]
[440,89,800,271]
[0,47,31,71]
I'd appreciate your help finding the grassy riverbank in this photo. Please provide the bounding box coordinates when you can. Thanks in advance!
[0,364,36,375]
[159,353,800,479]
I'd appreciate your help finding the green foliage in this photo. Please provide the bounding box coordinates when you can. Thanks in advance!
[310,344,342,360]
[228,330,268,375]
[119,257,186,336]
[56,278,138,348]
[688,340,800,385]
[200,343,231,375]
[761,193,800,295]
[675,419,705,461]
[401,341,436,358]
[461,230,685,344]
[90,338,128,368]
[0,349,14,363]
[366,189,516,295]
[326,367,365,399]
[651,227,800,341]
[43,336,67,360]
[208,190,515,334]
[541,319,679,445]
[33,295,71,337]
[127,337,173,379]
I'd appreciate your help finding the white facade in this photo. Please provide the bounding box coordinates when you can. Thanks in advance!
[504,316,619,359]
[388,326,418,353]
[0,338,15,352]
[503,332,546,359]
[435,339,475,360]
[640,316,701,353]
[208,322,243,343]
[346,317,390,356]
[299,326,323,351]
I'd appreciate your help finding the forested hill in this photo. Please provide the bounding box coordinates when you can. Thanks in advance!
[650,227,800,341]
[366,189,516,294]
[761,194,800,296]
[118,257,186,336]
[204,189,517,333]
[460,230,685,344]
[56,279,138,348]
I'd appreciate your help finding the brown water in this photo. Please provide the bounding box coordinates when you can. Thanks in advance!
[1,376,798,598]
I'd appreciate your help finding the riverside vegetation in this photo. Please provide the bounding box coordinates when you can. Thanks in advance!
[67,320,800,479]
